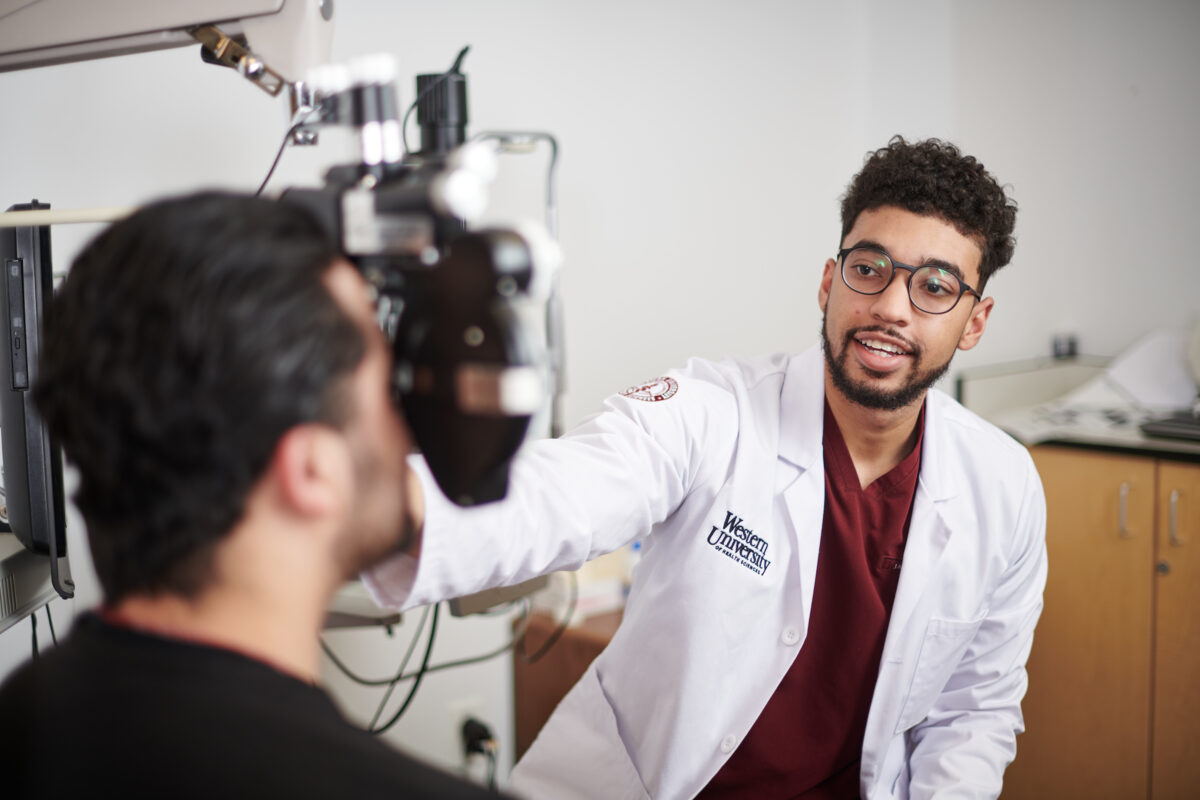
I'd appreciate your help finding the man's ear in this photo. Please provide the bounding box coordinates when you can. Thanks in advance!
[271,425,351,518]
[818,258,836,312]
[957,295,995,351]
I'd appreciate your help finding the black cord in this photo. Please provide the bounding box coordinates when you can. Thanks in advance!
[322,599,539,686]
[371,603,440,735]
[255,109,318,197]
[516,571,578,664]
[357,573,583,678]
[485,749,497,791]
[30,611,38,661]
[369,674,400,732]
[44,603,58,647]
[319,572,576,734]
[321,604,432,688]
[368,606,432,729]
[415,609,535,676]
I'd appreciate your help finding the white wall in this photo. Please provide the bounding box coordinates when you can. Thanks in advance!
[1,0,1198,788]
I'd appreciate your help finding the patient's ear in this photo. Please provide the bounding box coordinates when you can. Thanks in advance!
[271,424,351,518]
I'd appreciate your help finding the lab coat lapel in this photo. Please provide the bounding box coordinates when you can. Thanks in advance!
[776,347,826,634]
[883,391,960,656]
[863,392,966,788]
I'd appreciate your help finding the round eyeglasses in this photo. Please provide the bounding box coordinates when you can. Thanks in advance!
[837,246,981,315]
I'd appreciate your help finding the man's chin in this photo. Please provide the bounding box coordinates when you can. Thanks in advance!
[336,512,413,578]
[820,317,947,411]
[856,361,906,382]
[834,360,949,411]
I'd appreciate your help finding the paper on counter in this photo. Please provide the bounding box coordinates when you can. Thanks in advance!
[1099,328,1198,411]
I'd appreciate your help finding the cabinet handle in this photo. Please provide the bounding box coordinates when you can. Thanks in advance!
[1169,489,1182,547]
[1119,482,1133,538]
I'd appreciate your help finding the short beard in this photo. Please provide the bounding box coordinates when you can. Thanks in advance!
[820,315,951,411]
[336,509,416,579]
[333,447,414,578]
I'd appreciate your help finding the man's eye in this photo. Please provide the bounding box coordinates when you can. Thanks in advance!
[920,275,956,296]
[852,260,889,278]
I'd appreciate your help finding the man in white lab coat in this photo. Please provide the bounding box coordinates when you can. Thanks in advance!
[368,136,1047,799]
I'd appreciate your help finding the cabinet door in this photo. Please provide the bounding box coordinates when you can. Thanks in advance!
[1003,447,1154,800]
[1151,461,1200,799]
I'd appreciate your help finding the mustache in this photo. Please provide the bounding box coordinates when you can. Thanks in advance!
[843,325,921,358]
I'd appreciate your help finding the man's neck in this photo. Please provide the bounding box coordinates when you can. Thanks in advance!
[106,579,334,683]
[824,372,925,489]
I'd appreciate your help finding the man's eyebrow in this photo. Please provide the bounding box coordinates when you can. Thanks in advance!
[845,238,887,254]
[920,258,965,281]
[845,239,966,281]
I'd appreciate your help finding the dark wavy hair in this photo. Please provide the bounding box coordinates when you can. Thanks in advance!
[840,136,1017,292]
[34,192,366,603]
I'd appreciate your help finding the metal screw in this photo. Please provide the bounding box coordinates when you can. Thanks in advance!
[240,57,265,78]
[464,326,485,347]
[292,129,318,146]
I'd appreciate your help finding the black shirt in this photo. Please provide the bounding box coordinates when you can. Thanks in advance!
[0,613,505,799]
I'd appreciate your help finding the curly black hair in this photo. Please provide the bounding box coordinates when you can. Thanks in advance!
[840,136,1017,292]
[34,192,365,603]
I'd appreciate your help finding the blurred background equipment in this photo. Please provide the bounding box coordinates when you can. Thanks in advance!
[280,46,560,506]
[0,2,563,635]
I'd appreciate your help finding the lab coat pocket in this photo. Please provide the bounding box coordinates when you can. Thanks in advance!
[512,665,652,800]
[893,616,983,734]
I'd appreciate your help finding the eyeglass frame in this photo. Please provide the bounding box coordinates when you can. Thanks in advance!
[836,245,982,315]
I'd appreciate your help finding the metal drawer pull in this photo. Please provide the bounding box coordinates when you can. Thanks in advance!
[1119,482,1132,538]
[1169,489,1182,547]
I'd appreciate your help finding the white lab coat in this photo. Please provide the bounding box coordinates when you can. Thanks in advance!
[365,345,1048,800]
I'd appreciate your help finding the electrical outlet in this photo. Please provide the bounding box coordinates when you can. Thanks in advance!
[447,695,484,761]
[448,694,500,787]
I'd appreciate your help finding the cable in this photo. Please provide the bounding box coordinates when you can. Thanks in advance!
[321,573,576,736]
[371,603,440,735]
[44,603,58,647]
[368,674,400,732]
[516,570,578,664]
[376,574,582,676]
[320,604,432,688]
[255,107,318,197]
[406,608,534,676]
[323,598,539,686]
[368,605,432,729]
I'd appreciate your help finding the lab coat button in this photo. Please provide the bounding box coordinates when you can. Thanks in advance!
[781,626,800,646]
[720,734,737,754]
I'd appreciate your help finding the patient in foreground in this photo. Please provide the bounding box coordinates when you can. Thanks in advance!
[0,192,505,798]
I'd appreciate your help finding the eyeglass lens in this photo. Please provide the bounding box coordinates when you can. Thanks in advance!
[841,248,963,313]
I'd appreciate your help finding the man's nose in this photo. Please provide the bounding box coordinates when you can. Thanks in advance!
[870,272,913,325]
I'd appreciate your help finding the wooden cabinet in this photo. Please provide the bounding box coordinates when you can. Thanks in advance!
[1151,462,1200,797]
[1002,446,1200,799]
